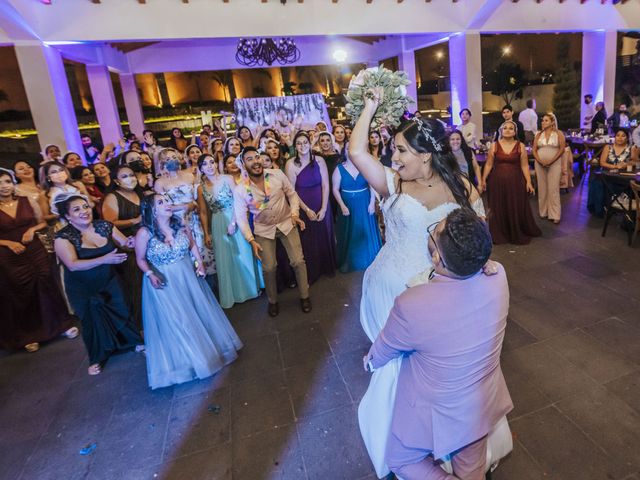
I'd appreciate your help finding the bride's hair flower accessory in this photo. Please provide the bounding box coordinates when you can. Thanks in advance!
[345,66,415,129]
[411,117,443,153]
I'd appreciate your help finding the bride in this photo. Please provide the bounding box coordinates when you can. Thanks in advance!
[348,88,486,478]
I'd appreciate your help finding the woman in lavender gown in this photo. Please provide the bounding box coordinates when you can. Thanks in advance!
[285,131,336,284]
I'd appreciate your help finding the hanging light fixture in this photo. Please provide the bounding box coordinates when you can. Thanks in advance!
[235,37,301,67]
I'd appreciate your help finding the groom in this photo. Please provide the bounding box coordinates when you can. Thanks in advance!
[364,209,513,480]
[233,146,311,317]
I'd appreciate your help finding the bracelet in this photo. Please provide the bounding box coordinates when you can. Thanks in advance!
[144,270,153,278]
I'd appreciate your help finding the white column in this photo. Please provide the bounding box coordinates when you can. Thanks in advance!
[120,73,145,138]
[14,43,84,156]
[86,64,122,145]
[448,32,483,133]
[397,50,418,112]
[581,31,618,123]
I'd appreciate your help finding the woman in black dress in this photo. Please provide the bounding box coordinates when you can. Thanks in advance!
[0,169,77,353]
[102,165,143,330]
[53,192,142,375]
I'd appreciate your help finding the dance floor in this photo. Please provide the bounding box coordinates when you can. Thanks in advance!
[2,178,640,480]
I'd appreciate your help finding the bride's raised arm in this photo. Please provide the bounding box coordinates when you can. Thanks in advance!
[347,87,390,199]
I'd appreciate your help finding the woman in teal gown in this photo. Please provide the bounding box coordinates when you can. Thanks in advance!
[135,194,242,390]
[332,155,382,273]
[197,154,263,309]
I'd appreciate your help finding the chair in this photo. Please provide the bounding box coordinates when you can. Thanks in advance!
[630,180,640,246]
[601,174,637,246]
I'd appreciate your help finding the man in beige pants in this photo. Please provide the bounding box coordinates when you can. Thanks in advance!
[233,146,311,317]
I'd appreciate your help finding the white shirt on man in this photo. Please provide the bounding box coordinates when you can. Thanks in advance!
[457,122,477,148]
[583,103,596,130]
[518,108,538,133]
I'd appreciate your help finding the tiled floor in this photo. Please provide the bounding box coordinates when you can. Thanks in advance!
[2,177,640,480]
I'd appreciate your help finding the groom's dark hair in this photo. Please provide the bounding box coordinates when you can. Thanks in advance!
[440,208,492,278]
[240,146,259,162]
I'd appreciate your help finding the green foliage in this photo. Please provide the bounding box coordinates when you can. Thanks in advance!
[344,66,414,129]
[487,63,525,106]
[552,39,581,129]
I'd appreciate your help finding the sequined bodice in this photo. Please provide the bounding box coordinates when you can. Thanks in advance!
[202,181,233,214]
[165,183,196,205]
[146,229,190,267]
[371,168,485,280]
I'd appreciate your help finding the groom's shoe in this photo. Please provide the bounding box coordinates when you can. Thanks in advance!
[268,302,279,317]
[300,297,312,313]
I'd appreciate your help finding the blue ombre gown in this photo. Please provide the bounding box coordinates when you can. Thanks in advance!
[142,228,242,389]
[335,164,382,273]
[202,180,263,309]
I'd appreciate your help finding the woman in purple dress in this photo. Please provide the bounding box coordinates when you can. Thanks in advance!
[285,131,336,284]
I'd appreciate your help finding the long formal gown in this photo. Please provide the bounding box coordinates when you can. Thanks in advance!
[295,161,336,284]
[335,165,382,273]
[359,167,486,478]
[142,228,242,389]
[112,191,143,331]
[202,180,262,309]
[165,183,216,276]
[57,220,142,365]
[0,196,75,350]
[486,142,541,245]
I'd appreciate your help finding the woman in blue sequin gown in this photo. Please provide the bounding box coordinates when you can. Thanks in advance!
[135,194,242,390]
[197,154,262,309]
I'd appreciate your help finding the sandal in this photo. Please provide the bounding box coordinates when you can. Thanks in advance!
[63,327,79,339]
[88,364,102,375]
[25,343,40,353]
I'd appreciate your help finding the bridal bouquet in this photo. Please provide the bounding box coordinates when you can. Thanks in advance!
[344,66,414,129]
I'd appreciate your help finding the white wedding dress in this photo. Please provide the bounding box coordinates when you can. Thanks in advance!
[358,167,486,478]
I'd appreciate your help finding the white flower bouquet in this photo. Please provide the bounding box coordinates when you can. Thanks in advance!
[344,66,415,129]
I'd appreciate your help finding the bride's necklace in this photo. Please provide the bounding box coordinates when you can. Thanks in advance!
[415,177,442,188]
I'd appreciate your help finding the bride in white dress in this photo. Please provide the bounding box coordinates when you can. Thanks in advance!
[348,89,486,478]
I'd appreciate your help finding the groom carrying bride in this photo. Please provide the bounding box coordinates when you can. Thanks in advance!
[363,208,513,480]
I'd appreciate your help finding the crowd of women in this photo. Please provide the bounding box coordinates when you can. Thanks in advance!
[1,102,566,390]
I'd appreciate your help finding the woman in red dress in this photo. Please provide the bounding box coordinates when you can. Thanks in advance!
[0,168,77,352]
[481,121,541,245]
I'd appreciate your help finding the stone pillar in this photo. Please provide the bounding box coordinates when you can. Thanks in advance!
[397,50,418,113]
[14,43,84,157]
[581,31,618,124]
[449,32,483,133]
[86,64,122,145]
[120,73,145,138]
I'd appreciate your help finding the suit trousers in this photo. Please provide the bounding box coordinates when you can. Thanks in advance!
[388,433,488,480]
[255,228,309,304]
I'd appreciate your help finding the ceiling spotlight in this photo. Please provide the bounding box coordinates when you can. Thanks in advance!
[333,49,348,63]
[502,45,512,55]
[435,50,444,60]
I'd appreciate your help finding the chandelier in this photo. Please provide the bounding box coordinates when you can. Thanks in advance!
[235,37,301,67]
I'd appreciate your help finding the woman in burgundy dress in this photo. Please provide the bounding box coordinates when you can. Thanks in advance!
[0,168,77,353]
[481,121,541,245]
[285,131,336,284]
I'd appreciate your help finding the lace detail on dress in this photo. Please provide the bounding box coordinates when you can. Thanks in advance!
[165,183,197,204]
[146,229,190,267]
[202,181,233,214]
[55,220,112,250]
[472,197,486,218]
[384,167,397,196]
